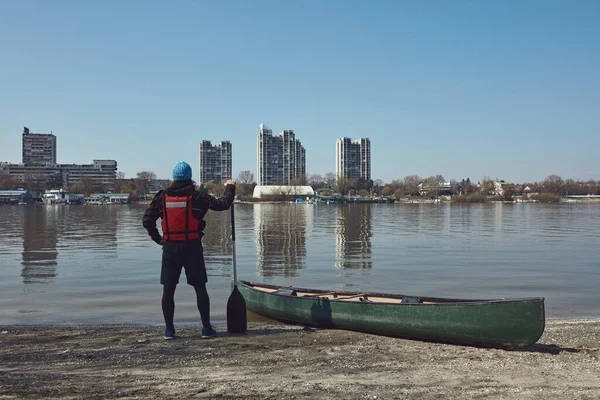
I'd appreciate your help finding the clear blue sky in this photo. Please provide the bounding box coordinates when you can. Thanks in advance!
[1,0,598,184]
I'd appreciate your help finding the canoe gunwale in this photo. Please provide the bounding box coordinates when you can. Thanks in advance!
[239,280,545,306]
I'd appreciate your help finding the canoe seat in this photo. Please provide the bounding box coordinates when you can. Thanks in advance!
[274,288,297,296]
[401,297,421,304]
[301,292,338,299]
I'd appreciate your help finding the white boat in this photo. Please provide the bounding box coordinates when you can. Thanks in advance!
[43,189,85,205]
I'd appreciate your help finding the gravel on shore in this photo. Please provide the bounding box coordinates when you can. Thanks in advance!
[1,318,599,399]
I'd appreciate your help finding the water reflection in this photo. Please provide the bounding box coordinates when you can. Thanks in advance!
[335,205,372,268]
[22,206,58,283]
[202,211,232,275]
[254,204,307,277]
[62,206,118,253]
[20,205,120,283]
[0,202,599,323]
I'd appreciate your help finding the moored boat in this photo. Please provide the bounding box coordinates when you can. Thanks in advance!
[238,281,545,348]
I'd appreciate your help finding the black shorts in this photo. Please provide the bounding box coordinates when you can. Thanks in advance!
[160,241,207,287]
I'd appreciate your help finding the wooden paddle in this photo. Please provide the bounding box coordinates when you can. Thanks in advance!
[226,203,247,333]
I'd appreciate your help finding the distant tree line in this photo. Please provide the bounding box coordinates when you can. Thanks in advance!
[4,170,597,203]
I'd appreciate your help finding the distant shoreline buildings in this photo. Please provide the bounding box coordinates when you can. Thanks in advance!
[197,125,372,188]
[0,127,117,190]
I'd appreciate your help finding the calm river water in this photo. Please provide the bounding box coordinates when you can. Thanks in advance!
[0,203,598,325]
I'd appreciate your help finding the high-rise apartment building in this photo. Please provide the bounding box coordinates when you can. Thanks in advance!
[22,126,57,166]
[257,124,306,186]
[198,140,232,184]
[336,137,371,182]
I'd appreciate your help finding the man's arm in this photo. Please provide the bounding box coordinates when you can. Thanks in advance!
[196,181,235,212]
[142,191,164,244]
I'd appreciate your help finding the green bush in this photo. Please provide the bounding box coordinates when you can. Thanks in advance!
[451,194,487,203]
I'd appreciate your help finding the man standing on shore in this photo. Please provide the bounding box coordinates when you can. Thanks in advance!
[142,161,235,340]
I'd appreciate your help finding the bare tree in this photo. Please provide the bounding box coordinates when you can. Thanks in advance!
[335,177,352,195]
[462,177,475,194]
[0,174,18,190]
[324,172,336,188]
[372,179,384,194]
[564,179,576,195]
[449,179,460,195]
[114,172,126,193]
[24,171,46,194]
[289,178,303,186]
[308,173,324,186]
[293,174,307,185]
[402,175,421,196]
[543,175,564,195]
[204,180,225,196]
[478,176,494,196]
[422,176,441,199]
[237,170,254,185]
[236,171,255,200]
[70,176,95,196]
[501,183,515,201]
[135,171,157,200]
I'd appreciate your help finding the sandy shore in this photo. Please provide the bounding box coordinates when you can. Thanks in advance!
[1,319,599,399]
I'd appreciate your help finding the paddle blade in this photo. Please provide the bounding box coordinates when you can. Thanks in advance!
[227,285,247,333]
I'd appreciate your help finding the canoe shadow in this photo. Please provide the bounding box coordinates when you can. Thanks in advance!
[513,343,580,354]
[227,327,306,336]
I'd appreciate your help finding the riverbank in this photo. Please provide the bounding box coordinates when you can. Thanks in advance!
[1,318,598,399]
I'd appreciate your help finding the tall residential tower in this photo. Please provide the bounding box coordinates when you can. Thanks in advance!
[336,137,371,182]
[199,140,232,184]
[257,124,306,185]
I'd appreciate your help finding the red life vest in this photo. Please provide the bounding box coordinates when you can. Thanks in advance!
[161,194,201,241]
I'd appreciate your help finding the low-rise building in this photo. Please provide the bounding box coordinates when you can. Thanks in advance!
[418,181,452,196]
[252,185,314,200]
[0,190,35,204]
[0,160,117,190]
[86,193,131,204]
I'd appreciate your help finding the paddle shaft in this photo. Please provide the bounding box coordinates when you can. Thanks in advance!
[231,204,237,285]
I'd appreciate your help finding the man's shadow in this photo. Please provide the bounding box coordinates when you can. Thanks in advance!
[310,298,333,328]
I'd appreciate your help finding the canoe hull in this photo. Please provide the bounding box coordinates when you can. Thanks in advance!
[238,281,545,348]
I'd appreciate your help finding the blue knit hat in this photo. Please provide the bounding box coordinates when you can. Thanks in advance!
[172,161,192,181]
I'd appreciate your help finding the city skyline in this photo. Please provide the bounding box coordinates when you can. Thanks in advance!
[2,125,598,187]
[0,2,598,183]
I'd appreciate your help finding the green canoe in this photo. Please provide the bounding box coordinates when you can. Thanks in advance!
[238,281,545,348]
